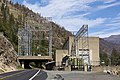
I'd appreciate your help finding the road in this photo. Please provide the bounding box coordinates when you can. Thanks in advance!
[0,70,120,80]
[0,69,48,80]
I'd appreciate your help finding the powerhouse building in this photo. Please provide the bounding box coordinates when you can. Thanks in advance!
[56,36,100,67]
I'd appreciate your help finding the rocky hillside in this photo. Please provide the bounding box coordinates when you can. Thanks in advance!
[100,34,120,55]
[0,0,72,53]
[104,34,120,45]
[100,35,120,65]
[9,1,73,49]
[0,33,19,72]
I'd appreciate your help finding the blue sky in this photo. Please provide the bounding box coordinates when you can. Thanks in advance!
[11,0,120,38]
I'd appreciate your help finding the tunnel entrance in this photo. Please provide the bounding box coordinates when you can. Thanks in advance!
[19,59,51,69]
[18,56,53,69]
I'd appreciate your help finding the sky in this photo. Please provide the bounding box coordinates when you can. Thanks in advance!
[11,0,120,38]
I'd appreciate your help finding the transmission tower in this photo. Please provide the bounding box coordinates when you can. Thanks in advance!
[18,16,52,56]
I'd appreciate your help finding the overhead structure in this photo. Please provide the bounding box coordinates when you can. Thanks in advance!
[71,25,90,65]
[18,14,53,56]
[18,26,52,56]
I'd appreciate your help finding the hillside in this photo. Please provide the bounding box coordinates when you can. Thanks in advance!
[0,33,19,72]
[101,34,120,55]
[1,0,119,60]
[0,0,72,54]
[99,35,120,65]
[104,34,120,45]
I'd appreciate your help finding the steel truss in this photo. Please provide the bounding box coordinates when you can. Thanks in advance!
[18,26,52,56]
[72,25,90,65]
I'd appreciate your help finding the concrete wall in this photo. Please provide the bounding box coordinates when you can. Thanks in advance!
[18,56,53,60]
[55,50,68,66]
[89,37,100,66]
[68,36,74,55]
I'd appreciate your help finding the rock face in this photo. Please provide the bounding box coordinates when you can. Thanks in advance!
[0,33,19,72]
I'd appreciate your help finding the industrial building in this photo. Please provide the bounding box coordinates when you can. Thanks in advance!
[55,25,100,71]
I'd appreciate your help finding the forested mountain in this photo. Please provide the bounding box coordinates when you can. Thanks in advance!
[100,35,120,65]
[0,0,72,54]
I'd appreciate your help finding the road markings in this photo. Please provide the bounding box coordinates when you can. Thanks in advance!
[29,70,40,80]
[0,70,29,80]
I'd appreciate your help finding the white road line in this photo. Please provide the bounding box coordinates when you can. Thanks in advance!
[29,70,40,80]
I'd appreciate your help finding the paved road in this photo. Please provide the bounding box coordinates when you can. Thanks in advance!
[0,69,48,80]
[0,70,120,80]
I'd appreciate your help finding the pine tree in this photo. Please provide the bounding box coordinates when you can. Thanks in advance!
[1,3,5,12]
[111,48,119,65]
[100,52,109,66]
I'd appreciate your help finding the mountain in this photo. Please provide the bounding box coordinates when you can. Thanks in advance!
[0,0,72,54]
[100,34,120,55]
[0,0,72,71]
[104,34,120,45]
